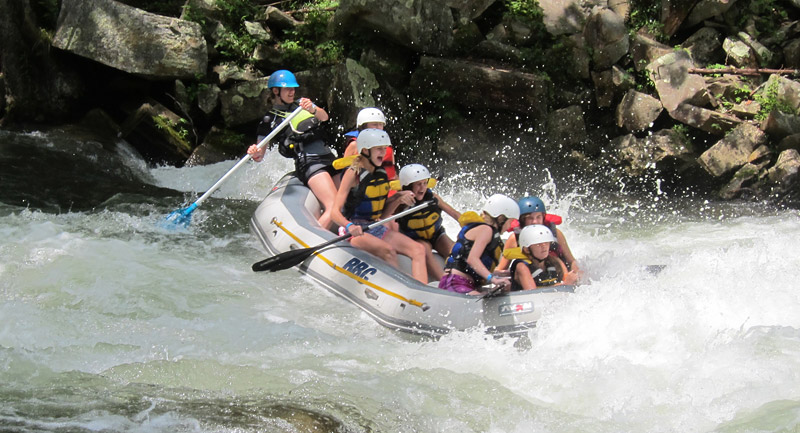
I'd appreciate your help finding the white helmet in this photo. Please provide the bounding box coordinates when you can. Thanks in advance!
[357,128,391,153]
[399,164,431,187]
[518,224,556,247]
[483,194,520,220]
[356,108,386,127]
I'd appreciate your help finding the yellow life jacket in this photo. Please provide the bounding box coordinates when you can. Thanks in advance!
[343,168,390,221]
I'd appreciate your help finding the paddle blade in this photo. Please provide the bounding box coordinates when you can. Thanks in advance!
[252,247,316,272]
[164,203,197,228]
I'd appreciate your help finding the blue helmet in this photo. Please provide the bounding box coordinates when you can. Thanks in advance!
[518,196,546,215]
[267,70,299,88]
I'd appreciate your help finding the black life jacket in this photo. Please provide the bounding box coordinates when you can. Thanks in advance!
[509,257,563,290]
[444,222,503,282]
[257,102,323,159]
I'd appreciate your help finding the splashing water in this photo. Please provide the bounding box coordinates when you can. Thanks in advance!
[1,129,800,432]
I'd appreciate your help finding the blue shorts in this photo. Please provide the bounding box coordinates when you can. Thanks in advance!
[339,221,389,240]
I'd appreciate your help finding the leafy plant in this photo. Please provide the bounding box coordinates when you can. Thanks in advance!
[153,114,192,150]
[754,79,797,120]
[277,1,342,69]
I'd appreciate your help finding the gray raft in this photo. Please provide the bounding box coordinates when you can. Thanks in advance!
[250,174,573,337]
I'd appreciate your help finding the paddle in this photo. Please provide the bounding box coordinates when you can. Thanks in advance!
[164,106,305,227]
[252,200,435,272]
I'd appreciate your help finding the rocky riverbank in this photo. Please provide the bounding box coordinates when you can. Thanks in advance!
[1,0,798,205]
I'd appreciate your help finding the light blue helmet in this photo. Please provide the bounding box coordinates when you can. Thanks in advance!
[518,196,546,215]
[267,70,299,88]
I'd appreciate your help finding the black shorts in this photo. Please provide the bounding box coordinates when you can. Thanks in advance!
[295,153,336,185]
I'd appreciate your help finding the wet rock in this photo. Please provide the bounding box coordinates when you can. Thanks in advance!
[547,105,586,150]
[410,56,550,119]
[778,133,800,152]
[761,111,800,140]
[698,123,767,177]
[630,32,673,72]
[185,126,246,166]
[198,84,221,115]
[446,0,497,22]
[592,66,635,108]
[219,77,271,126]
[785,39,800,69]
[119,100,195,165]
[684,0,737,29]
[647,50,710,113]
[584,8,629,70]
[539,0,587,36]
[262,6,300,30]
[669,103,741,135]
[616,89,663,132]
[760,75,800,113]
[332,0,455,55]
[681,27,724,67]
[611,129,694,176]
[52,0,207,79]
[719,162,762,199]
[722,36,759,69]
[764,149,800,192]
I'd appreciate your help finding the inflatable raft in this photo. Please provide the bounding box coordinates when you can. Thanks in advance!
[250,174,573,337]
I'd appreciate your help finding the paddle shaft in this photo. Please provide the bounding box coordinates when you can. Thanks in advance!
[192,106,304,208]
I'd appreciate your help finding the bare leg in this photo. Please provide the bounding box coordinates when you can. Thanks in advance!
[306,172,337,230]
[383,231,427,283]
[420,240,443,281]
[350,233,400,267]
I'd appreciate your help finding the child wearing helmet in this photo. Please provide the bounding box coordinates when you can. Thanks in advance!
[439,194,519,295]
[247,69,338,230]
[341,108,397,180]
[394,164,461,280]
[330,129,429,284]
[507,225,574,290]
[496,196,581,281]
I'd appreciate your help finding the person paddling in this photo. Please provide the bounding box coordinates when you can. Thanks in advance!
[330,129,429,283]
[395,163,461,280]
[247,69,338,230]
[507,224,576,290]
[439,194,519,295]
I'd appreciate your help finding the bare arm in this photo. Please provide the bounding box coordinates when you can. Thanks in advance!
[495,235,517,271]
[514,261,538,290]
[298,97,328,122]
[331,169,363,236]
[381,190,414,219]
[433,193,461,221]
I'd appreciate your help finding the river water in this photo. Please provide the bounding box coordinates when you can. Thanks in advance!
[1,129,799,432]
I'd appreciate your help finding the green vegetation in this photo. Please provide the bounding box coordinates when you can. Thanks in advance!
[153,114,192,150]
[738,0,788,38]
[754,79,798,121]
[628,0,666,42]
[276,1,343,69]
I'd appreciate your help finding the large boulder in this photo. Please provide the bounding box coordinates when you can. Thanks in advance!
[538,0,587,36]
[669,103,741,135]
[611,129,695,177]
[760,74,800,113]
[684,0,738,29]
[647,50,710,113]
[592,66,635,108]
[0,0,84,123]
[583,8,629,71]
[680,27,724,67]
[52,0,207,79]
[764,149,800,194]
[332,0,455,55]
[616,89,663,132]
[409,57,550,119]
[547,105,586,150]
[761,111,800,141]
[697,123,767,177]
[219,77,271,126]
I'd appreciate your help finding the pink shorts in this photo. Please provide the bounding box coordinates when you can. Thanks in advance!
[438,273,478,294]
